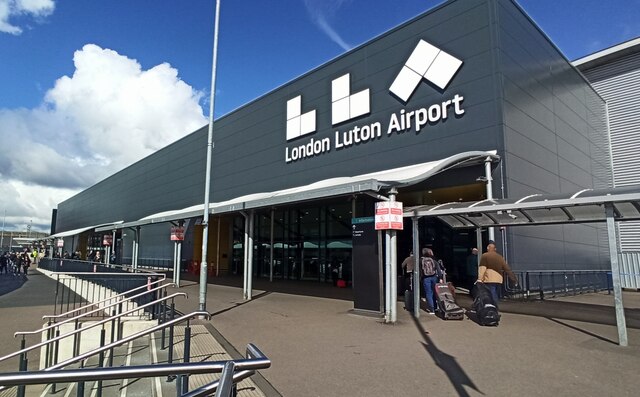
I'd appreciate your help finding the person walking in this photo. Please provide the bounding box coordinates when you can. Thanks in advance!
[476,241,517,307]
[465,247,479,289]
[421,247,444,314]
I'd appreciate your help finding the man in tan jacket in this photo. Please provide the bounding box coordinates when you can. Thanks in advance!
[477,241,517,307]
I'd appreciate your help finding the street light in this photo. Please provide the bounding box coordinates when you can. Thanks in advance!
[199,0,222,312]
[0,210,5,251]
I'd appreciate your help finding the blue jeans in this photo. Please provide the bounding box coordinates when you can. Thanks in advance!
[423,275,438,311]
[486,283,501,307]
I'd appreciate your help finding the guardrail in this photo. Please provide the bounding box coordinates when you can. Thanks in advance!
[504,270,611,300]
[0,292,187,380]
[0,343,270,397]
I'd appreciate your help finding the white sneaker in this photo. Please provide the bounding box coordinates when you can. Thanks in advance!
[421,298,426,302]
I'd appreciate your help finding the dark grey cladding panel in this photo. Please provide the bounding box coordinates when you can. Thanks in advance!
[207,0,498,203]
[56,128,208,230]
[496,0,610,270]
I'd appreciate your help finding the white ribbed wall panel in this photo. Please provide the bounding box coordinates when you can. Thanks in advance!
[582,51,640,254]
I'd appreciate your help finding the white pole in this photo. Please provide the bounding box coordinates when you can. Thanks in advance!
[384,231,391,322]
[389,189,398,323]
[199,0,222,312]
[176,242,182,287]
[484,157,495,242]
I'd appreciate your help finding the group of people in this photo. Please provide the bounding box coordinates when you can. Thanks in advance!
[0,250,33,275]
[401,240,517,313]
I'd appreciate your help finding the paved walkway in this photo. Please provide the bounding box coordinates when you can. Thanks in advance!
[170,277,640,397]
[1,270,640,396]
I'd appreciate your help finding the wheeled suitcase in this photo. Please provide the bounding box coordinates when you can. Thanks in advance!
[404,274,414,313]
[434,277,464,320]
[472,282,500,326]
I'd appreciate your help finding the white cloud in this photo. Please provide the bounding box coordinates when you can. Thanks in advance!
[0,0,55,35]
[304,0,352,51]
[0,44,207,233]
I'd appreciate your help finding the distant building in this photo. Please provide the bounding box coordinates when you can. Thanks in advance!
[574,37,640,251]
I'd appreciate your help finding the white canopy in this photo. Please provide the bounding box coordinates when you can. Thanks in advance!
[95,150,498,232]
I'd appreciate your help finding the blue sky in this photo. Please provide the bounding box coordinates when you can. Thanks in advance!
[0,0,639,233]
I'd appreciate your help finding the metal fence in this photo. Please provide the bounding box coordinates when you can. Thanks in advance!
[505,270,612,300]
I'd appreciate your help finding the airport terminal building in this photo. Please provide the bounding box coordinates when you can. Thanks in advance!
[51,0,614,300]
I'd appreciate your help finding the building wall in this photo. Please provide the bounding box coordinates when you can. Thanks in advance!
[580,49,640,251]
[493,0,611,270]
[57,0,502,232]
[54,0,613,275]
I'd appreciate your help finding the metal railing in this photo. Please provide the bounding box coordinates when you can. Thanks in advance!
[504,270,611,300]
[43,277,168,320]
[0,342,270,397]
[0,292,187,376]
[51,272,163,316]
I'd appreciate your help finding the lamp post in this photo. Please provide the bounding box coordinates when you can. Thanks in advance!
[1,210,5,251]
[199,0,222,312]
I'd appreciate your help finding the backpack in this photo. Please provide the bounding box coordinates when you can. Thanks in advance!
[421,257,437,277]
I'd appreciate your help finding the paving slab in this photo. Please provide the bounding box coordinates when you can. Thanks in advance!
[170,279,640,397]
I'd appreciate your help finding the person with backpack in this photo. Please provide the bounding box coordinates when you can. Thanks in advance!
[421,247,444,314]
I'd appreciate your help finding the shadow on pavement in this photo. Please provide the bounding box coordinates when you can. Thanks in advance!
[546,317,619,345]
[455,293,640,329]
[0,273,27,297]
[411,315,483,397]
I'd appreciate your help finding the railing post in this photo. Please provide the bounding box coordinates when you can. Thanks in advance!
[181,321,191,394]
[538,273,544,300]
[73,319,80,357]
[168,302,175,373]
[45,321,52,368]
[109,308,116,367]
[118,302,123,339]
[52,329,60,393]
[17,337,27,397]
[97,327,106,397]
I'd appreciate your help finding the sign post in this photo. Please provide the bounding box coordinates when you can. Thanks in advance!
[171,226,185,287]
[375,196,402,323]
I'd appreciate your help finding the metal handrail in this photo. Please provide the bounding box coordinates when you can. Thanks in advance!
[0,342,269,389]
[42,276,167,320]
[41,258,163,275]
[14,283,175,338]
[184,344,268,397]
[0,292,187,364]
[48,311,209,371]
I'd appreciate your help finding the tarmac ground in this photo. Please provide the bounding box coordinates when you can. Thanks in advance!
[1,270,639,396]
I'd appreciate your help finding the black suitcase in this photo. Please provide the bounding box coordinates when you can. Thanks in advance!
[404,274,414,313]
[435,280,464,320]
[472,283,501,326]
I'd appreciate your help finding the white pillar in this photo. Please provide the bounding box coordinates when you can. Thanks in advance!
[484,157,495,242]
[389,189,398,323]
[412,217,420,319]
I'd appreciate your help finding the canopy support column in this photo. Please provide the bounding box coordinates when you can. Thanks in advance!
[484,156,495,242]
[476,227,483,267]
[389,189,398,323]
[270,209,274,283]
[242,211,254,301]
[412,217,420,319]
[606,204,628,346]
